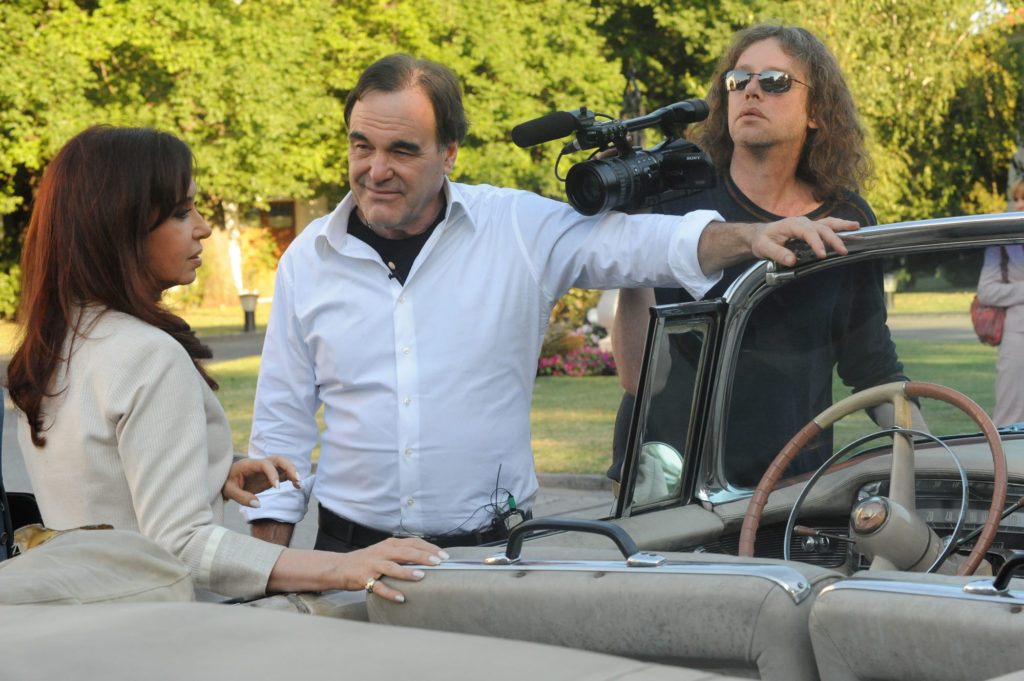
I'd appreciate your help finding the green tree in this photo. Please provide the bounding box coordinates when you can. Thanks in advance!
[323,0,625,199]
[588,0,1020,222]
[0,0,350,255]
[590,0,784,107]
[85,0,349,208]
[0,0,631,317]
[0,1,100,261]
[778,0,1021,221]
[0,0,623,243]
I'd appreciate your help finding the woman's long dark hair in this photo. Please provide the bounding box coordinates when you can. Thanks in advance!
[6,125,217,447]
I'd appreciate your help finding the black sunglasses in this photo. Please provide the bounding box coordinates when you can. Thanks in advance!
[724,69,810,94]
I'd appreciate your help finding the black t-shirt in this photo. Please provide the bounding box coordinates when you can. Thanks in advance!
[346,200,446,285]
[611,172,906,487]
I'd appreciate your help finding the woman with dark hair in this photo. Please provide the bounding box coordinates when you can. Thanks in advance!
[5,125,444,601]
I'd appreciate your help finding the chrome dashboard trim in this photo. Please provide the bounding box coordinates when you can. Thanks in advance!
[821,577,1024,605]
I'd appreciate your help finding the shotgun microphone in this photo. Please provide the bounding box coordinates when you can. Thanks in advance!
[511,111,579,148]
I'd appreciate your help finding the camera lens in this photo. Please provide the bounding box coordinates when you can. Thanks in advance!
[566,165,612,215]
[565,159,631,216]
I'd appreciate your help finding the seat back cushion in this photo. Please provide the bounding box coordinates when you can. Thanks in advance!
[810,571,1024,681]
[369,547,841,681]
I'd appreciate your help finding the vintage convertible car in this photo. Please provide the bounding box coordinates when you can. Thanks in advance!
[359,213,1024,681]
[4,214,1024,681]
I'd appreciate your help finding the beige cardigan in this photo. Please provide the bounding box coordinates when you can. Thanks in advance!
[17,308,283,598]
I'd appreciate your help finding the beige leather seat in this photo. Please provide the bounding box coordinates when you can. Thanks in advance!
[368,546,843,680]
[810,571,1024,681]
[5,601,765,681]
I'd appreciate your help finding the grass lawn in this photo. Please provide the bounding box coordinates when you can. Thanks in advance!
[208,356,265,452]
[888,290,974,314]
[209,334,998,475]
[5,290,995,478]
[530,375,623,473]
[831,338,999,454]
[0,322,18,356]
[208,354,623,474]
[0,289,973,356]
[170,301,273,338]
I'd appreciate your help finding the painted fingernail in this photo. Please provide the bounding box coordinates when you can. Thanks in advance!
[395,594,406,603]
[249,499,261,508]
[438,550,450,560]
[273,479,280,489]
[412,570,425,579]
[428,555,442,565]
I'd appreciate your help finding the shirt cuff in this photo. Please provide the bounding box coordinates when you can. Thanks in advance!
[239,473,316,524]
[669,209,724,299]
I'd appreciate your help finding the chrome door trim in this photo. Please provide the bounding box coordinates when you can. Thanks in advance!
[426,558,817,604]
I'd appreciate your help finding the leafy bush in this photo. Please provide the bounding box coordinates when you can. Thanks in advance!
[538,346,616,377]
[0,264,21,320]
[540,321,587,359]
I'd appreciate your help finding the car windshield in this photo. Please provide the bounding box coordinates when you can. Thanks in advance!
[630,242,1015,503]
[721,255,906,486]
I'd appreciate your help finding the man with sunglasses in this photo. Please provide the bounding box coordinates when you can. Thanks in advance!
[610,24,917,486]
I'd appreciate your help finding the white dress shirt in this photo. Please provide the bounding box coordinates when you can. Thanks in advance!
[244,180,720,535]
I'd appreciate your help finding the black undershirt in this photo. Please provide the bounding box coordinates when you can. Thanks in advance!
[347,199,447,285]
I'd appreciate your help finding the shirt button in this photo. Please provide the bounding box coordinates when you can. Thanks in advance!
[402,347,410,355]
[398,296,405,304]
[404,397,411,406]
[404,448,413,457]
[406,498,415,506]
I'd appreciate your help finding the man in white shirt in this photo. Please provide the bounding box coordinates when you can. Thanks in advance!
[244,53,854,551]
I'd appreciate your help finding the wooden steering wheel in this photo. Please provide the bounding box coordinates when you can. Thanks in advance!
[737,382,1007,576]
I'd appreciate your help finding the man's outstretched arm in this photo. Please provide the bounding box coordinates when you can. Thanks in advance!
[697,216,856,275]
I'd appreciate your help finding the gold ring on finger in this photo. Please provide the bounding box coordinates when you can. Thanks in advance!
[365,577,376,594]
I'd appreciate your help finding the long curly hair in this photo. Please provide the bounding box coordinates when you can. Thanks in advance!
[696,24,871,200]
[6,125,217,447]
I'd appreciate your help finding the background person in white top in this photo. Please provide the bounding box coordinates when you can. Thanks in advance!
[977,177,1024,426]
[244,53,856,552]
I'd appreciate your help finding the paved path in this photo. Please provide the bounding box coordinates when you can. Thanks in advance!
[203,331,265,361]
[886,311,976,342]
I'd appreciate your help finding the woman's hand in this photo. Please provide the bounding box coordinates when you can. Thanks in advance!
[266,538,449,603]
[222,456,301,508]
[339,537,449,603]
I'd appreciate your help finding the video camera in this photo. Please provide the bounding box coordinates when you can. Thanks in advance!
[511,99,715,215]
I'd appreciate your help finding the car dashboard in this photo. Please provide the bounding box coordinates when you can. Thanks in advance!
[690,433,1024,575]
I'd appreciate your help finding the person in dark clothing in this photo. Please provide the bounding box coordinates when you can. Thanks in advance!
[611,24,920,486]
